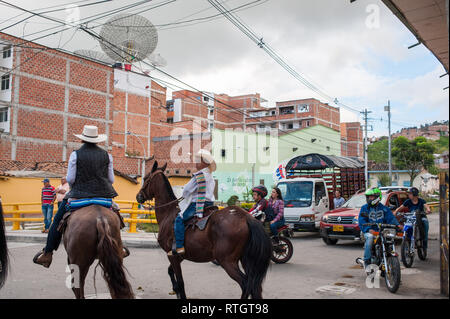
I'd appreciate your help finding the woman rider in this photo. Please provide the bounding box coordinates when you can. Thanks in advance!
[268,187,285,238]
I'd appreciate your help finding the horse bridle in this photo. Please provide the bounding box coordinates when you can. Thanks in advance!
[139,170,183,210]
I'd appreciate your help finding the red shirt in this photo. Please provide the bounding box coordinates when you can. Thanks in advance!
[41,186,55,204]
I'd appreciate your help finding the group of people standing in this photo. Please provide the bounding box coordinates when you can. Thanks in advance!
[40,177,70,233]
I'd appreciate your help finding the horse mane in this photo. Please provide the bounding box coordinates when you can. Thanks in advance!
[0,200,8,289]
[159,169,177,201]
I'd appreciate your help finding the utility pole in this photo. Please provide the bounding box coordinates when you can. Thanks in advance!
[385,100,392,185]
[361,108,372,189]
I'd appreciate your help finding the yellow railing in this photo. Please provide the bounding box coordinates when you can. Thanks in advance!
[1,200,157,233]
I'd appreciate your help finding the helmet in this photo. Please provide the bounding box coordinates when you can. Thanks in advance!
[408,187,419,197]
[252,185,268,198]
[365,187,382,207]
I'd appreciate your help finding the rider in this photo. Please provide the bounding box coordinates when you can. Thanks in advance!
[33,125,118,268]
[248,185,268,220]
[169,149,216,256]
[394,187,431,250]
[358,187,401,273]
[268,187,285,238]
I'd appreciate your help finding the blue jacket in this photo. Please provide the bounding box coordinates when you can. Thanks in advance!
[358,203,399,233]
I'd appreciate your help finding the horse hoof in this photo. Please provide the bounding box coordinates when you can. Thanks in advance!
[168,291,176,295]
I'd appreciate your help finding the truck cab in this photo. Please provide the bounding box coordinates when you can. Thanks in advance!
[277,177,330,231]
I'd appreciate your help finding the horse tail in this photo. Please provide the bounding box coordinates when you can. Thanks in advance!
[96,214,134,299]
[240,216,272,299]
[0,200,8,289]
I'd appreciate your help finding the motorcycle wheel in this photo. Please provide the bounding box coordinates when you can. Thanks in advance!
[271,236,294,264]
[401,237,414,268]
[384,256,401,293]
[415,225,427,260]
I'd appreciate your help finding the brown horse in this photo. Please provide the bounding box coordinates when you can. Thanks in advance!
[0,199,8,290]
[63,205,134,299]
[136,161,272,299]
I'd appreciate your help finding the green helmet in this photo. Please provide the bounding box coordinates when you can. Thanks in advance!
[365,188,382,206]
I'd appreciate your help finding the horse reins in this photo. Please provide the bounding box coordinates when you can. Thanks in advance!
[140,170,184,210]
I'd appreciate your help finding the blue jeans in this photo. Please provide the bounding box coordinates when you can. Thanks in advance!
[44,199,67,253]
[420,217,429,250]
[174,201,213,249]
[41,204,54,230]
[363,232,375,264]
[270,217,285,236]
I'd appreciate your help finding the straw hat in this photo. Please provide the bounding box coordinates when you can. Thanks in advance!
[194,149,216,172]
[74,125,107,143]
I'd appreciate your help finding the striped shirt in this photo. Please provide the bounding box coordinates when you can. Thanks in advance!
[41,186,56,204]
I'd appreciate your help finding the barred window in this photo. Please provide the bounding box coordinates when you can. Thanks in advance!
[1,74,10,90]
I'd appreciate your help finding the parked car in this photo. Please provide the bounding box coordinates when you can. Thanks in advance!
[319,189,408,245]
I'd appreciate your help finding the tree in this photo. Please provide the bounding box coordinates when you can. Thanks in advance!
[392,136,436,184]
[378,173,391,187]
[368,137,389,164]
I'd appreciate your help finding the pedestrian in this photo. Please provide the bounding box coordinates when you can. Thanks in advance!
[41,179,55,233]
[333,190,345,208]
[55,177,70,210]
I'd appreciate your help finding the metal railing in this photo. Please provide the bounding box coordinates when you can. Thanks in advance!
[1,200,157,233]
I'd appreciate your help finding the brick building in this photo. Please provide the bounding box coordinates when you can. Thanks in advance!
[392,123,449,141]
[340,122,363,159]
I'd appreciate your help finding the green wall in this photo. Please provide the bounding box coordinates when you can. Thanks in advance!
[211,125,341,202]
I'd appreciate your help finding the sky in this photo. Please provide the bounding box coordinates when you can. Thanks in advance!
[0,0,448,138]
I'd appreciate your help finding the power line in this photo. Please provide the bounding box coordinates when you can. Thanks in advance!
[207,0,362,115]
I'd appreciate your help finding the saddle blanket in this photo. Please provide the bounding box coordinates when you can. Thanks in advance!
[67,198,113,210]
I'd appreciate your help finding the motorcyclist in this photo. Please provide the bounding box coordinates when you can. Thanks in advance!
[394,187,430,250]
[358,187,401,274]
[248,185,268,221]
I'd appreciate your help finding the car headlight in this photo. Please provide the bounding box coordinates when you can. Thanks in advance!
[322,215,328,222]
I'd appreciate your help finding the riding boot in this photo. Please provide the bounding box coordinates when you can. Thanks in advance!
[33,249,53,268]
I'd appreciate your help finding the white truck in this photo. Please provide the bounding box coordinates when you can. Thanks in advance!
[276,153,365,232]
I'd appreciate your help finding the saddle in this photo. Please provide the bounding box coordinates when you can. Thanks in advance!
[184,205,219,231]
[57,205,125,234]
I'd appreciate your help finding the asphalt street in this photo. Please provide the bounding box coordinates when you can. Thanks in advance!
[0,214,444,299]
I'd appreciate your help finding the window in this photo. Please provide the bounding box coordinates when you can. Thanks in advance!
[187,170,191,175]
[1,74,10,91]
[209,122,214,129]
[271,110,276,115]
[209,109,213,115]
[221,149,226,158]
[287,123,293,129]
[2,46,11,59]
[297,104,309,113]
[175,170,179,174]
[203,96,209,102]
[0,107,8,122]
[292,147,298,152]
[326,146,330,151]
[314,182,326,205]
[299,121,302,128]
[305,120,310,127]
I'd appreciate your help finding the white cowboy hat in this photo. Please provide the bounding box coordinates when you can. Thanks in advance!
[74,125,107,143]
[193,149,216,172]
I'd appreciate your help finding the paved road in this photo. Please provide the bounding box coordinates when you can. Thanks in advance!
[0,214,444,299]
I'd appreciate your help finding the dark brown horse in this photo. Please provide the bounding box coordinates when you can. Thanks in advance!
[0,199,8,290]
[63,205,134,299]
[136,161,272,299]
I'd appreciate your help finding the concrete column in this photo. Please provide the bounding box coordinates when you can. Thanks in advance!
[62,60,70,161]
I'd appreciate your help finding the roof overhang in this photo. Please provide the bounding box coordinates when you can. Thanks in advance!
[381,0,449,72]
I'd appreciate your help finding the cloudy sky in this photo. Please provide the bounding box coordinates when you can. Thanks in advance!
[1,0,448,137]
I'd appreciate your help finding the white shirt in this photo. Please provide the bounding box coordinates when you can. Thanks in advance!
[178,167,215,216]
[66,151,114,186]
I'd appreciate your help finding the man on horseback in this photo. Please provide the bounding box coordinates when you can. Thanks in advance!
[33,125,119,268]
[169,149,216,256]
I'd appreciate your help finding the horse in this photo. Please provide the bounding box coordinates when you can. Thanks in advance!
[0,198,8,290]
[62,205,134,299]
[136,160,272,299]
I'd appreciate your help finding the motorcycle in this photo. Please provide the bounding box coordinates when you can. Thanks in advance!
[356,222,402,293]
[398,209,427,267]
[252,210,294,264]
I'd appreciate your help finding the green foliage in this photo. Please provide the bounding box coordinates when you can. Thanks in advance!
[432,136,449,154]
[378,173,391,187]
[392,136,436,184]
[226,195,239,207]
[368,138,389,164]
[427,165,440,175]
[242,186,253,202]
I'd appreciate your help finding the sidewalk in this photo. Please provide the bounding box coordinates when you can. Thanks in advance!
[5,226,160,249]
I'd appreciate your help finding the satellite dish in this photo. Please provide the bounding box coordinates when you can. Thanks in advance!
[74,49,115,64]
[98,14,158,63]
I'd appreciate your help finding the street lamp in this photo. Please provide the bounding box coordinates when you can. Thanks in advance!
[126,131,147,186]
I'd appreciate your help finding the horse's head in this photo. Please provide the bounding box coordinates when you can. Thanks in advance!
[136,160,167,204]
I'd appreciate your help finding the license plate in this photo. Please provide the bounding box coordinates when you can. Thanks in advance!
[333,225,344,232]
[288,223,294,229]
